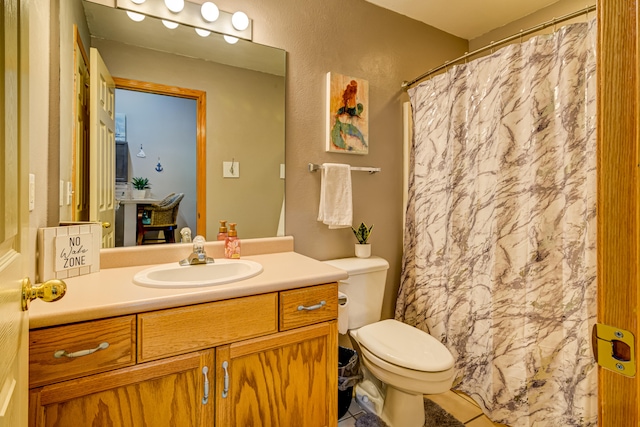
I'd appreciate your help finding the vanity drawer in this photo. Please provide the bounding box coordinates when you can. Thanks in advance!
[29,315,136,388]
[138,292,278,362]
[279,283,338,331]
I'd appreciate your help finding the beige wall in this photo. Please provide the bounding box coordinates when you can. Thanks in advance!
[27,0,600,317]
[35,0,468,317]
[91,39,285,239]
[470,0,596,50]
[242,0,592,318]
[227,0,468,318]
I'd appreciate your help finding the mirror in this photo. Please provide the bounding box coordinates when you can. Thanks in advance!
[58,0,286,246]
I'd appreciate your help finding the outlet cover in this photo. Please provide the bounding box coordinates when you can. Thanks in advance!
[223,161,240,178]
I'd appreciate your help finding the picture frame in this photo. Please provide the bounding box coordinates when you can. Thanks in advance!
[326,72,369,154]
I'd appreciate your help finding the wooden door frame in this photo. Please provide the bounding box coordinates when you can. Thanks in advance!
[597,0,640,425]
[72,25,89,222]
[112,77,207,238]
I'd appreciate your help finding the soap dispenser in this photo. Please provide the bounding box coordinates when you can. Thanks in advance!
[217,220,228,241]
[224,223,240,259]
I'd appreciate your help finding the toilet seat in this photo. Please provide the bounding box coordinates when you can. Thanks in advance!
[357,319,454,372]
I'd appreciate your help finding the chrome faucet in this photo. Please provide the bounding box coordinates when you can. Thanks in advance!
[180,235,214,266]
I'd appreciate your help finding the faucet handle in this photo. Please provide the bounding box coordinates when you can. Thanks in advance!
[193,235,206,252]
[180,227,192,243]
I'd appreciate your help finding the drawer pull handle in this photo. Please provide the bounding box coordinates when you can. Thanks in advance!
[298,301,326,311]
[202,366,210,404]
[222,361,229,398]
[53,342,109,359]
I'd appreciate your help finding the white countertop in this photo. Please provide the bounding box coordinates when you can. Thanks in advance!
[30,240,348,329]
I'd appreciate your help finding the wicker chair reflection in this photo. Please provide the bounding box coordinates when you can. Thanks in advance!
[136,193,184,245]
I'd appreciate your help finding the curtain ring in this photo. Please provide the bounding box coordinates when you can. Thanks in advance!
[520,29,523,44]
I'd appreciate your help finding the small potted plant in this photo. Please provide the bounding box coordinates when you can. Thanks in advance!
[131,177,150,199]
[352,222,373,258]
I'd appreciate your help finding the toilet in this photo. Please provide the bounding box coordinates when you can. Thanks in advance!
[323,257,455,427]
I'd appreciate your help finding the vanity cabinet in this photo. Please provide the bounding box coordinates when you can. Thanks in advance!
[29,350,214,427]
[28,283,338,427]
[216,322,337,426]
[216,283,339,426]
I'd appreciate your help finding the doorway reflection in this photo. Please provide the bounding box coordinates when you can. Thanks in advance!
[114,89,197,246]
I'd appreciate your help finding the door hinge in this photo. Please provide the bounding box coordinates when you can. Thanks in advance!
[592,323,636,377]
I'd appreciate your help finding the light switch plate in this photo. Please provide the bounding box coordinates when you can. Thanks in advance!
[67,181,73,205]
[59,180,64,206]
[223,161,239,178]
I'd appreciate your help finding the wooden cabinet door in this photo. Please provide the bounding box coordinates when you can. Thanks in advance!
[29,350,214,427]
[215,321,338,427]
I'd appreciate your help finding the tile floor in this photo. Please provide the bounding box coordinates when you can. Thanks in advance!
[338,389,505,427]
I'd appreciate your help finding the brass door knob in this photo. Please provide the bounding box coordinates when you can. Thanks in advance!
[102,222,111,229]
[22,278,67,311]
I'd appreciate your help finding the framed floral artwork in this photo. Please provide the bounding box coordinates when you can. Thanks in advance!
[326,72,369,154]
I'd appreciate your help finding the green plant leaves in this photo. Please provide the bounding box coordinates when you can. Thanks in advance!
[351,222,373,244]
[131,177,150,190]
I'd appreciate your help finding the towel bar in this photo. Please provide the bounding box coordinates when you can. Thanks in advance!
[308,163,381,174]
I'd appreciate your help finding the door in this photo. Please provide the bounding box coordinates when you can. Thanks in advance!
[89,47,115,248]
[215,322,338,427]
[72,27,89,222]
[597,0,640,425]
[0,0,29,425]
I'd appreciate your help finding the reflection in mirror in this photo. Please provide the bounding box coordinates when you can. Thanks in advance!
[59,0,286,246]
[115,88,197,247]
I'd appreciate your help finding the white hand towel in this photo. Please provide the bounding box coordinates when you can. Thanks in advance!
[317,163,352,229]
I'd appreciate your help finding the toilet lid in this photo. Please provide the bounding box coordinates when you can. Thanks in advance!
[357,319,454,372]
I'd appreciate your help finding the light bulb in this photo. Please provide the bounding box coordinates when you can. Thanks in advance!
[224,35,239,44]
[162,20,179,29]
[130,0,145,4]
[231,11,249,31]
[195,28,211,37]
[164,0,184,13]
[200,2,219,23]
[126,11,145,22]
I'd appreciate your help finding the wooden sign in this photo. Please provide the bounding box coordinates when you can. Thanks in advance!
[38,222,101,282]
[54,233,94,271]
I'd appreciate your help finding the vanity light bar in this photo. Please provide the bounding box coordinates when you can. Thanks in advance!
[111,0,252,41]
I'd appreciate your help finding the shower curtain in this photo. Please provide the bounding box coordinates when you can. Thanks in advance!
[396,20,597,427]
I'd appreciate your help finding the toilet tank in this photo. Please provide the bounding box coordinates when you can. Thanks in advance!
[322,256,389,330]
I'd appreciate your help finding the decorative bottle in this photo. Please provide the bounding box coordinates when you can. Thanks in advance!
[224,223,240,259]
[217,220,228,241]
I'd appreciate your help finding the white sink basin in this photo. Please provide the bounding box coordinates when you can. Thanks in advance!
[133,259,263,288]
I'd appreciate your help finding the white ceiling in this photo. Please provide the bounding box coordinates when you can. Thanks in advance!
[364,0,561,40]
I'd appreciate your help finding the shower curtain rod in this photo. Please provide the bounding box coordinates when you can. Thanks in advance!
[401,4,596,89]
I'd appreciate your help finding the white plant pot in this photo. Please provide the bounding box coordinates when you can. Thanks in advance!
[132,189,147,199]
[355,243,371,258]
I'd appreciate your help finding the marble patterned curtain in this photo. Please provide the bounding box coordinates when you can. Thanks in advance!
[396,20,597,427]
